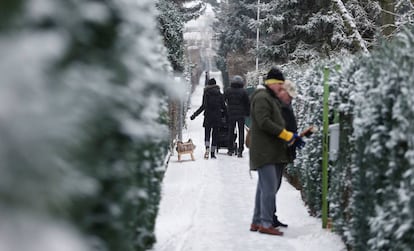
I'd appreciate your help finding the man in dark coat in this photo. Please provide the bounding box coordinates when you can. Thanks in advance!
[224,75,250,157]
[190,78,226,159]
[249,67,305,236]
[271,79,298,228]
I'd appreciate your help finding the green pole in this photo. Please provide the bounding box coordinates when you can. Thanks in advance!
[322,67,330,228]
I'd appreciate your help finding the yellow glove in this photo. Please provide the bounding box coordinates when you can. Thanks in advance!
[278,129,294,142]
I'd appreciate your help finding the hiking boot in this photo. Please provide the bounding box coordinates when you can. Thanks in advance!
[210,152,216,159]
[250,223,260,232]
[227,151,233,156]
[272,215,288,228]
[237,152,243,158]
[204,151,209,159]
[258,226,283,236]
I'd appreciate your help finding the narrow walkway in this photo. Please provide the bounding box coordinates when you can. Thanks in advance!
[151,75,346,251]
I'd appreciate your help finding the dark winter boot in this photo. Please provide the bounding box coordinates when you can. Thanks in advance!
[210,151,216,159]
[227,150,233,156]
[237,151,243,158]
[272,215,288,228]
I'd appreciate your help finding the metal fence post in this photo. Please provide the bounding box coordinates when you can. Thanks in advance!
[322,67,330,228]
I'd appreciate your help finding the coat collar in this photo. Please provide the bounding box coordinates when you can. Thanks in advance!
[204,85,219,91]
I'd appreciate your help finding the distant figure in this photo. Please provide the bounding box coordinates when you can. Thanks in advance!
[190,78,226,159]
[224,75,250,157]
[204,71,210,86]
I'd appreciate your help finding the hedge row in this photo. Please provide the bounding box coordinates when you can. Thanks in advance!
[283,25,414,250]
[0,1,175,251]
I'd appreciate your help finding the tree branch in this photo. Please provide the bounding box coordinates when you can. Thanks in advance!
[333,0,369,54]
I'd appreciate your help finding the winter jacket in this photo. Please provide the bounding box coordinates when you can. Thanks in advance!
[224,82,250,120]
[281,103,298,162]
[192,85,226,128]
[249,86,290,170]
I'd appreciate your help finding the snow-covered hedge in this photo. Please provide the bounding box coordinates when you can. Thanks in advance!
[281,64,326,215]
[344,25,414,251]
[284,25,414,250]
[0,0,175,250]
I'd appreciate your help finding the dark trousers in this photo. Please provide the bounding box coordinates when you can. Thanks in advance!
[272,164,286,220]
[204,126,219,151]
[228,117,245,153]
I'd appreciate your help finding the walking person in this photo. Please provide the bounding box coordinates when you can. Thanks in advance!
[190,78,226,159]
[224,75,250,157]
[249,67,305,236]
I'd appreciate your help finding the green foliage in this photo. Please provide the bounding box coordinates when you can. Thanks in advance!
[0,1,172,251]
[214,0,256,54]
[311,29,414,250]
[349,26,414,251]
[321,59,354,240]
[290,25,414,250]
[157,0,204,72]
[69,111,168,251]
[215,0,384,73]
[213,0,257,85]
[0,0,23,30]
[157,0,186,71]
[282,62,340,216]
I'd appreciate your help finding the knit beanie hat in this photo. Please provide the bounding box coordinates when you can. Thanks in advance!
[265,67,285,85]
[207,78,216,85]
[230,75,244,85]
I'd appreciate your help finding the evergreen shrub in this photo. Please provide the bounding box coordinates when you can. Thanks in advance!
[0,1,173,251]
[288,25,414,250]
[348,25,414,251]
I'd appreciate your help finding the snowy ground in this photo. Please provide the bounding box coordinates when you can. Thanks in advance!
[151,74,347,251]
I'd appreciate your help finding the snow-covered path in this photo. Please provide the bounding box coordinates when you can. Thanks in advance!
[151,74,346,251]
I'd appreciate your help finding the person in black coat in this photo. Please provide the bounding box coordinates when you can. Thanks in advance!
[224,75,250,157]
[281,81,298,162]
[190,78,226,159]
[272,79,299,229]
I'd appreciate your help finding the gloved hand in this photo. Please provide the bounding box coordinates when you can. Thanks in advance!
[288,133,306,150]
[190,114,195,120]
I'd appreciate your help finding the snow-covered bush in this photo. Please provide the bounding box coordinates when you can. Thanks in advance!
[289,25,414,250]
[157,0,185,72]
[280,64,324,215]
[325,57,356,242]
[317,25,414,250]
[349,25,414,251]
[281,61,342,216]
[0,0,175,250]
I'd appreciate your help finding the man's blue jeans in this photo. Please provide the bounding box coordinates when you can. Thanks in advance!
[252,164,284,228]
